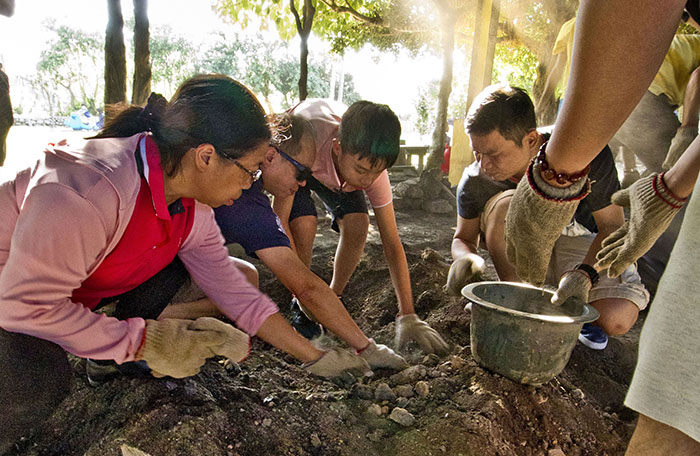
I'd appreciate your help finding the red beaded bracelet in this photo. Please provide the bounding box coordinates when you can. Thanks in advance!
[536,141,590,185]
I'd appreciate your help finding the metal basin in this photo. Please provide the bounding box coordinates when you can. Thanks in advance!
[462,281,600,386]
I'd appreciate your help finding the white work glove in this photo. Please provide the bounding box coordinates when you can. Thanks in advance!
[662,126,697,171]
[138,317,250,378]
[445,253,486,296]
[596,173,687,277]
[551,269,593,306]
[303,348,372,378]
[395,314,449,355]
[505,160,590,286]
[358,339,409,370]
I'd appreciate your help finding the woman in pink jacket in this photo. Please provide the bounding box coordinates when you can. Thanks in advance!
[0,74,369,451]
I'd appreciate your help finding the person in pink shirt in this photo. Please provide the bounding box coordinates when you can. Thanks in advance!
[274,99,449,354]
[0,75,370,452]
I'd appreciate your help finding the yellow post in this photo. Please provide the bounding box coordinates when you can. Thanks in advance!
[449,119,473,185]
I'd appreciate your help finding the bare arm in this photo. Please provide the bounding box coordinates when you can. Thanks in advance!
[585,204,626,268]
[451,215,480,259]
[665,135,700,198]
[255,312,323,363]
[374,202,414,316]
[272,193,297,252]
[256,246,369,350]
[681,66,700,128]
[547,0,684,176]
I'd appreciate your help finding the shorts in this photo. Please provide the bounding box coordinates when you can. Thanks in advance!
[289,176,368,233]
[480,190,650,311]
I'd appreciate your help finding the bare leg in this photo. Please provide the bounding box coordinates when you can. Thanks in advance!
[330,212,369,296]
[588,298,639,336]
[626,414,700,455]
[290,215,318,268]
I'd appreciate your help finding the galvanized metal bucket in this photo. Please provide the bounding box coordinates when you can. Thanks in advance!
[462,281,600,386]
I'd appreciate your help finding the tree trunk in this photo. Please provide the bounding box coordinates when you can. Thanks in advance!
[105,0,127,108]
[291,0,315,102]
[132,0,151,105]
[532,60,558,125]
[425,3,456,171]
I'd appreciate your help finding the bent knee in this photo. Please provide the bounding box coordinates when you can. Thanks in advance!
[591,299,639,336]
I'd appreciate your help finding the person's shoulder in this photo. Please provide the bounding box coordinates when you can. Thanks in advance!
[294,98,347,118]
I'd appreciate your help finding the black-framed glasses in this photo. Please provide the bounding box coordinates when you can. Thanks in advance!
[271,143,313,182]
[232,160,262,183]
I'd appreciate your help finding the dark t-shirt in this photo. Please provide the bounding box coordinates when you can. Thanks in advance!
[213,179,291,258]
[456,132,620,233]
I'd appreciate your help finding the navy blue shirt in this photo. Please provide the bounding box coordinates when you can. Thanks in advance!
[214,179,291,258]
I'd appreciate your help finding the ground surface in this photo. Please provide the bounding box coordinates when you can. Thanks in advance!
[6,204,644,456]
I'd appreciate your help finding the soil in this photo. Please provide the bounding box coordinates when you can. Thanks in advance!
[7,207,644,456]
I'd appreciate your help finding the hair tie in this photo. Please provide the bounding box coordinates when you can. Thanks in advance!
[138,92,167,132]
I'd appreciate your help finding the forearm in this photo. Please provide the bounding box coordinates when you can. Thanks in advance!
[547,0,683,175]
[681,67,700,128]
[296,282,369,350]
[254,312,323,363]
[664,137,700,198]
[382,238,415,315]
[451,236,477,260]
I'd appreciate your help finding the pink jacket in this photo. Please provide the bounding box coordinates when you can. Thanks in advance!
[0,134,279,363]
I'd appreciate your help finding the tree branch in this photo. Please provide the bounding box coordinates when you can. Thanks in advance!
[319,0,382,25]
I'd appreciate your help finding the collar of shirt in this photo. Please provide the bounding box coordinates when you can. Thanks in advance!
[136,134,193,219]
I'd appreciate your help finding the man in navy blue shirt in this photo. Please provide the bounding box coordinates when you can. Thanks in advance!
[213,113,407,371]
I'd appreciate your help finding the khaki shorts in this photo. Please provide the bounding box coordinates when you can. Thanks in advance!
[480,190,650,311]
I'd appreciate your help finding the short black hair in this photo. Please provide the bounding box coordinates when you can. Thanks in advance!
[339,100,401,168]
[466,84,537,145]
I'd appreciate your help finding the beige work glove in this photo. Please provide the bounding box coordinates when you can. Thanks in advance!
[662,126,697,171]
[358,339,409,370]
[138,317,250,378]
[445,253,486,296]
[551,270,593,306]
[505,161,589,286]
[596,173,686,277]
[303,348,372,378]
[395,314,449,355]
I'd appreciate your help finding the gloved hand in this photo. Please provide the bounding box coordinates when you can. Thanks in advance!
[395,314,449,355]
[137,317,250,378]
[445,253,486,296]
[662,126,697,171]
[596,173,687,277]
[303,348,372,378]
[551,270,593,306]
[505,161,589,286]
[358,339,409,370]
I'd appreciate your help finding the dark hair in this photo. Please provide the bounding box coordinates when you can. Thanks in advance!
[339,100,401,168]
[466,84,537,144]
[94,74,270,176]
[270,113,315,157]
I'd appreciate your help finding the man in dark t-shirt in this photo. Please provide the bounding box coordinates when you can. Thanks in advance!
[449,85,648,350]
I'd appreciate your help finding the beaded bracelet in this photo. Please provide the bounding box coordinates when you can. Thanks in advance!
[536,141,590,185]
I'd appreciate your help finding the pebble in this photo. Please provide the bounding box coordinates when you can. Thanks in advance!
[367,403,383,416]
[429,369,442,378]
[375,383,397,402]
[310,433,322,448]
[415,381,430,398]
[381,405,390,415]
[548,449,566,456]
[571,389,585,402]
[350,383,374,400]
[388,407,416,426]
[449,355,466,369]
[422,353,440,367]
[262,418,272,427]
[389,365,427,385]
[395,385,414,398]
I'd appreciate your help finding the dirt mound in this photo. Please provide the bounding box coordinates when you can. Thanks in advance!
[8,211,639,456]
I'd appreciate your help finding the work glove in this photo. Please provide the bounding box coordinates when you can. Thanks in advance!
[358,339,409,370]
[662,126,697,171]
[445,253,486,296]
[303,348,372,378]
[551,270,593,306]
[137,317,250,378]
[395,314,449,355]
[596,173,687,277]
[505,161,589,286]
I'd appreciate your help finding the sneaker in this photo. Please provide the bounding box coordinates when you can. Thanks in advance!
[86,359,152,386]
[290,297,323,340]
[578,323,608,350]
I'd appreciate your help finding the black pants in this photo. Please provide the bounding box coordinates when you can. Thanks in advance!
[0,257,190,452]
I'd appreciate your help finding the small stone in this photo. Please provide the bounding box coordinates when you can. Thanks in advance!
[429,369,441,378]
[375,382,397,402]
[310,433,322,448]
[262,418,272,427]
[350,383,374,400]
[415,381,430,398]
[437,362,452,373]
[389,365,427,385]
[548,449,566,456]
[571,389,585,402]
[381,405,390,415]
[367,403,383,416]
[396,397,410,407]
[388,407,416,426]
[395,385,414,398]
[440,446,446,453]
[422,353,440,367]
[450,356,466,369]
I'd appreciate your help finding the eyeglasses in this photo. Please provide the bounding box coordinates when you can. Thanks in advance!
[232,160,262,183]
[270,144,313,182]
